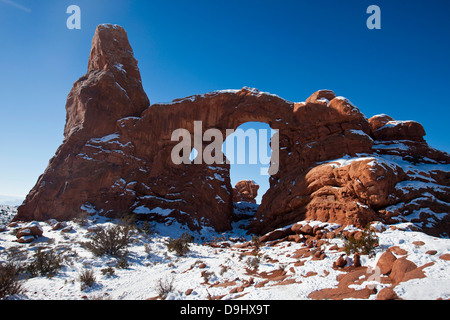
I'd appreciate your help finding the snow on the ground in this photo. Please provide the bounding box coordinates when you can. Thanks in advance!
[0,205,17,226]
[1,149,448,300]
[1,203,449,300]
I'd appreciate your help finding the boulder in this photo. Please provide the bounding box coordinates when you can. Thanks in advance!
[16,221,43,239]
[353,253,361,268]
[368,114,394,132]
[258,227,293,243]
[389,257,418,284]
[61,226,73,233]
[232,180,259,204]
[387,246,408,256]
[333,254,347,268]
[51,221,67,230]
[376,251,397,275]
[376,287,399,300]
[372,120,426,142]
[309,267,376,300]
[291,223,303,234]
[439,253,450,261]
[18,235,35,244]
[305,89,336,105]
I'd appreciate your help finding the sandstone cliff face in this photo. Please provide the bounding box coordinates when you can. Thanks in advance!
[65,24,149,139]
[15,25,450,237]
[251,94,450,236]
[16,24,150,223]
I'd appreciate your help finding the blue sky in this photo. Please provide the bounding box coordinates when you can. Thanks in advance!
[0,0,449,203]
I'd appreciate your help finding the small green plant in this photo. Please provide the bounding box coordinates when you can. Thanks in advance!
[0,261,24,299]
[78,269,96,291]
[84,224,131,257]
[166,232,194,256]
[26,247,63,278]
[340,224,379,257]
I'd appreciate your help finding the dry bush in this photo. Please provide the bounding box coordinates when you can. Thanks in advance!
[157,276,175,300]
[166,232,194,256]
[78,268,96,291]
[0,261,24,299]
[84,224,131,257]
[25,247,63,278]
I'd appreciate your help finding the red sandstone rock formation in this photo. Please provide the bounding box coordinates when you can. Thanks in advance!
[233,180,259,204]
[14,24,450,237]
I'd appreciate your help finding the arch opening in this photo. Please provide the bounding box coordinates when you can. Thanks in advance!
[222,122,276,204]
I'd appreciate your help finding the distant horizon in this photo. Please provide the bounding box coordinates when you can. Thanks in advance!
[0,194,25,206]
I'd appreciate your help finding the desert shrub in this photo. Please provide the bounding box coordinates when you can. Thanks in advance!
[166,232,194,256]
[201,270,215,283]
[0,261,24,299]
[246,256,261,270]
[120,214,137,231]
[116,253,129,269]
[251,235,261,250]
[341,225,379,257]
[9,227,20,237]
[73,211,89,227]
[219,265,229,276]
[78,269,96,291]
[139,221,156,235]
[5,246,28,262]
[86,293,112,300]
[26,247,63,278]
[84,224,131,257]
[144,243,152,255]
[101,267,115,277]
[156,276,175,300]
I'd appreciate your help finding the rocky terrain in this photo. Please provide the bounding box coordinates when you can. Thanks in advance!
[1,206,450,300]
[1,24,449,300]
